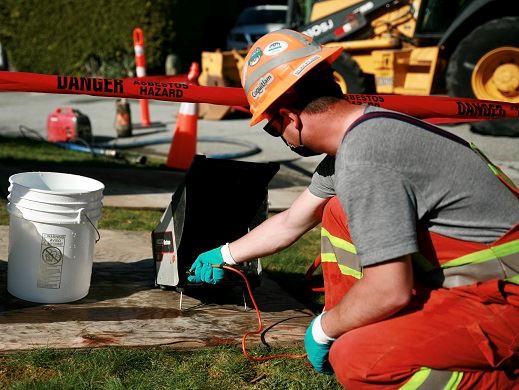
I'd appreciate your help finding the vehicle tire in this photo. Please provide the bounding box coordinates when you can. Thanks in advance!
[469,119,519,137]
[446,17,519,137]
[331,52,370,93]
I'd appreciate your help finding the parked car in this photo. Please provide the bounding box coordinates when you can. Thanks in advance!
[226,5,288,50]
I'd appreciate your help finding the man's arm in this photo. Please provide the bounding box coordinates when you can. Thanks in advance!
[321,255,414,338]
[229,188,329,263]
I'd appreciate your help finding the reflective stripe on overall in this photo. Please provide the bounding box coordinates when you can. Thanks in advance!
[321,112,519,389]
[322,221,519,288]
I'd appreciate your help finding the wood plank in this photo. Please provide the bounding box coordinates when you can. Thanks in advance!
[0,227,313,352]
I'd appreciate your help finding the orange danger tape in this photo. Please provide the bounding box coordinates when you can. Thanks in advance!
[0,71,248,107]
[1,71,518,124]
[343,94,519,124]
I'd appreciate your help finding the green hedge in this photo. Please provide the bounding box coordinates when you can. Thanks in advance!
[0,0,243,77]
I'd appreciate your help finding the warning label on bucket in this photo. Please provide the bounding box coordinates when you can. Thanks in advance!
[38,233,65,289]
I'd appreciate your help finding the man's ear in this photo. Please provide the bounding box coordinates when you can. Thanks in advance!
[279,108,302,130]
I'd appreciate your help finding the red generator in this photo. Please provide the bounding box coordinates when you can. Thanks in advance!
[47,107,92,142]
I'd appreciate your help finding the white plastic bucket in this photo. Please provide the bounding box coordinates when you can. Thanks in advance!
[7,172,104,303]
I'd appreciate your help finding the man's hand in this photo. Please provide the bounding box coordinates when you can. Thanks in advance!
[304,313,335,374]
[187,247,225,284]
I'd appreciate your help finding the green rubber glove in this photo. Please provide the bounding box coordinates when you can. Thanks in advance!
[187,247,225,284]
[304,314,335,374]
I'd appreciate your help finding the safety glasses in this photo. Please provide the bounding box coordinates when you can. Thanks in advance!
[263,113,305,151]
[263,114,282,137]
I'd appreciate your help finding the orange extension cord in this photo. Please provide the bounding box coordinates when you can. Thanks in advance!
[220,265,308,362]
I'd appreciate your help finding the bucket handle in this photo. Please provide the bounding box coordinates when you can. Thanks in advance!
[78,208,101,243]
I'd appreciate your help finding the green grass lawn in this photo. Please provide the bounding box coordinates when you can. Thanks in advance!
[0,134,162,167]
[0,346,340,389]
[0,137,336,389]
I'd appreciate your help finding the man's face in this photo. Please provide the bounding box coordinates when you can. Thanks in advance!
[263,110,320,157]
[262,88,298,140]
[260,63,339,157]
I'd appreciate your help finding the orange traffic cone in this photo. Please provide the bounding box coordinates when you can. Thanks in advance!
[166,101,198,170]
[165,62,200,170]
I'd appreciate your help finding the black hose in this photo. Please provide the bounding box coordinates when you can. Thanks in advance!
[92,136,262,160]
[18,124,262,160]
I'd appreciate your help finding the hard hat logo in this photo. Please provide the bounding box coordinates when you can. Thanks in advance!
[264,41,288,56]
[248,48,263,67]
[251,74,273,99]
[293,55,322,77]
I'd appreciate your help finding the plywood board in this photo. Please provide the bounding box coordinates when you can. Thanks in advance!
[0,227,313,352]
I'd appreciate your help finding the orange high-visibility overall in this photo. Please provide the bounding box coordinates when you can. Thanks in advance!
[321,113,519,389]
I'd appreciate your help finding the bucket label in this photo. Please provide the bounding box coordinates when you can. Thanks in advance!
[38,233,66,289]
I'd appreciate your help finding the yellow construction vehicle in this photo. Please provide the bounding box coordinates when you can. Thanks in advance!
[200,0,519,135]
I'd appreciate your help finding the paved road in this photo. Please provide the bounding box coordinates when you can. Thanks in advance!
[1,92,518,185]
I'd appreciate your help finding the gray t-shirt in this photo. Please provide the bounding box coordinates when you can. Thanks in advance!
[309,107,519,266]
